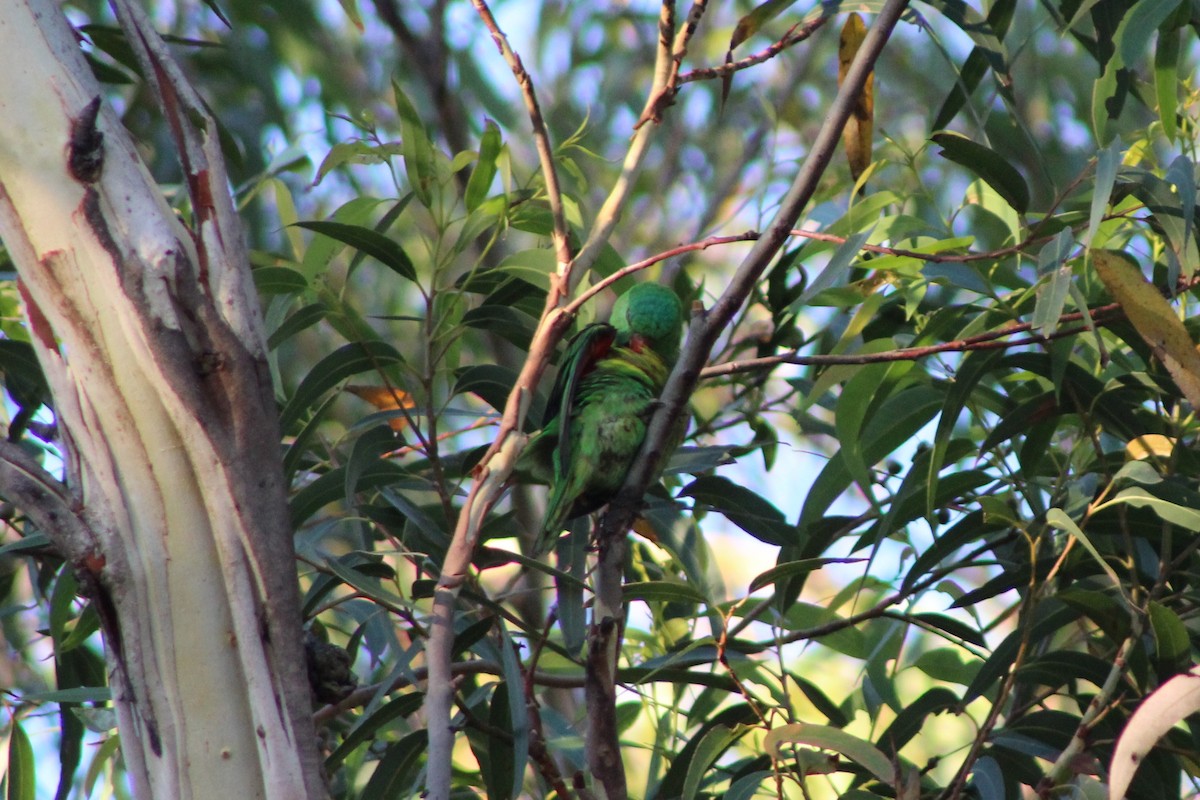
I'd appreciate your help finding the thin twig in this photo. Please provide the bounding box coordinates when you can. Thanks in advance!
[699,306,1124,377]
[602,0,912,533]
[566,232,760,314]
[424,5,586,790]
[569,1,679,284]
[677,16,829,86]
[1037,612,1142,795]
[469,0,572,269]
[587,3,910,797]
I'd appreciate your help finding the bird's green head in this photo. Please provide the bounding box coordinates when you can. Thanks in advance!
[610,283,683,359]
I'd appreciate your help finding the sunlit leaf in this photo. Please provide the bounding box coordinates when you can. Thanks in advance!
[764,723,894,786]
[748,558,864,594]
[1093,249,1200,408]
[730,0,802,49]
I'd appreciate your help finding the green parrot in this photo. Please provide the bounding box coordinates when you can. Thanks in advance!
[524,282,684,553]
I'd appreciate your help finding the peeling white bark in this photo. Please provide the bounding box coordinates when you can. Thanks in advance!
[0,2,325,798]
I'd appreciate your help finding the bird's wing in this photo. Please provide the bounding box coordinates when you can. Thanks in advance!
[544,322,616,481]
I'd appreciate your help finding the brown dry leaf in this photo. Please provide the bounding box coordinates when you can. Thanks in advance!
[630,516,660,545]
[838,13,874,182]
[1092,249,1200,409]
[346,384,415,433]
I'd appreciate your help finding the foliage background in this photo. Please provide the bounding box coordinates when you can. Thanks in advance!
[3,0,1200,798]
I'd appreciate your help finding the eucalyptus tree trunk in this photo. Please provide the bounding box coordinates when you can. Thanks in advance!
[0,1,325,798]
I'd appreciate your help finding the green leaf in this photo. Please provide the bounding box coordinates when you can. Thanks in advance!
[313,141,404,186]
[252,266,309,295]
[481,686,517,800]
[876,686,958,754]
[963,602,1079,703]
[20,687,111,704]
[912,612,987,648]
[1047,508,1122,588]
[1118,0,1183,67]
[902,511,1006,593]
[294,220,417,282]
[497,248,555,290]
[679,475,792,545]
[730,0,802,49]
[763,723,894,786]
[1016,650,1113,691]
[801,385,942,528]
[461,304,536,351]
[0,340,48,408]
[793,675,849,726]
[1084,139,1121,247]
[48,567,78,648]
[928,350,1003,514]
[267,303,327,350]
[655,705,758,799]
[324,553,406,609]
[1031,231,1076,335]
[453,364,518,415]
[747,558,864,594]
[1148,601,1189,669]
[465,120,501,212]
[345,424,401,507]
[683,725,743,800]
[392,81,436,206]
[931,131,1030,213]
[834,358,893,495]
[360,729,427,799]
[289,459,407,527]
[914,648,980,685]
[1165,154,1195,275]
[624,581,707,605]
[970,756,1006,800]
[7,719,35,800]
[931,0,1017,130]
[1155,25,1181,140]
[279,340,405,433]
[796,230,873,306]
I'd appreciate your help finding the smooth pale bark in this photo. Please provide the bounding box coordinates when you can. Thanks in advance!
[0,2,325,798]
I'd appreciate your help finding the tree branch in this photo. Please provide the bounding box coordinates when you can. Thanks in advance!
[699,303,1125,377]
[0,440,93,558]
[570,0,680,284]
[469,0,572,269]
[583,2,911,796]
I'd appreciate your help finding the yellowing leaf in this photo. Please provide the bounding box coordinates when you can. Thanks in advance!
[346,384,415,433]
[1125,433,1175,461]
[1092,249,1200,408]
[838,13,874,182]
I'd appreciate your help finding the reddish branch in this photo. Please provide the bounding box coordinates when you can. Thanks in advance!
[679,15,830,86]
[637,14,830,128]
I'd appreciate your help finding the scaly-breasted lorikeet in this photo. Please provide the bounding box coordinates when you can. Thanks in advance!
[523,282,684,553]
